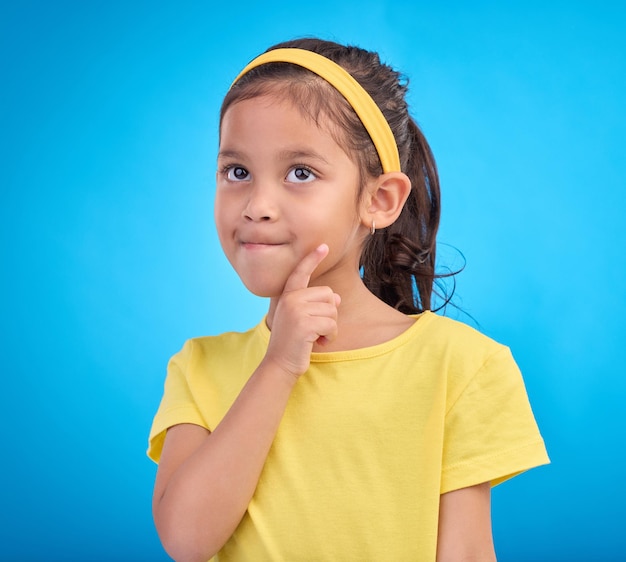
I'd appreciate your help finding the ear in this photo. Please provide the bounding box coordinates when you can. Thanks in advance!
[360,172,412,230]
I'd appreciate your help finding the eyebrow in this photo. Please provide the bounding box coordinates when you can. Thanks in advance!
[217,148,330,166]
[277,149,330,165]
[217,149,245,160]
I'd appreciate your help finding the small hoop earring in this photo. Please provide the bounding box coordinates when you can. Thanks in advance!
[371,221,376,235]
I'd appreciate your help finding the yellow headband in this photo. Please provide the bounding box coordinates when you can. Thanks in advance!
[231,48,401,174]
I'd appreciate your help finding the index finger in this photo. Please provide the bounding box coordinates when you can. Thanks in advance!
[283,244,329,293]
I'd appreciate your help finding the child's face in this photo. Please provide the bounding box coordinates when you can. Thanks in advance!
[216,94,369,297]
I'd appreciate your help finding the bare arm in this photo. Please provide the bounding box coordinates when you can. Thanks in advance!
[152,245,340,562]
[436,482,497,562]
[153,362,298,562]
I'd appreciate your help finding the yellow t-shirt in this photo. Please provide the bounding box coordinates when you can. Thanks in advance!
[148,311,549,561]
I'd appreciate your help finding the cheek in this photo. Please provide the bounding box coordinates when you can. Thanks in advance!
[214,189,236,218]
[213,195,233,243]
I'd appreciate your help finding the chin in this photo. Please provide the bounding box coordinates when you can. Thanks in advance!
[240,278,285,299]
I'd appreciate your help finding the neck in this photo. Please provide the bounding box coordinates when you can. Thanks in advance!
[265,273,414,352]
[266,265,369,329]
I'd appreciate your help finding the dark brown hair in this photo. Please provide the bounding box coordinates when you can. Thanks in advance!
[220,38,447,314]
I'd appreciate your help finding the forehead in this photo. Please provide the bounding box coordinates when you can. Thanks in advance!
[219,93,349,157]
[222,95,315,136]
[222,79,350,138]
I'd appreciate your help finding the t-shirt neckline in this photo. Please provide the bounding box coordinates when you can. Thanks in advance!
[255,310,434,363]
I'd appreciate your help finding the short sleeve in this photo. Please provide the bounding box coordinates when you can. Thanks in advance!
[146,340,209,464]
[440,346,549,494]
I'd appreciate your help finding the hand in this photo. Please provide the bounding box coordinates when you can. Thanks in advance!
[264,244,341,379]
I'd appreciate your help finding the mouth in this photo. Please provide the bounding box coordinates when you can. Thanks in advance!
[240,241,286,249]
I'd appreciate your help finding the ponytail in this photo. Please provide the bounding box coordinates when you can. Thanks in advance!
[361,118,441,314]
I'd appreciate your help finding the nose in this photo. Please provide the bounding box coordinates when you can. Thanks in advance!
[242,182,278,222]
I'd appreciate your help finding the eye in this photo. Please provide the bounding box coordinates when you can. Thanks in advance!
[225,166,250,181]
[286,166,316,183]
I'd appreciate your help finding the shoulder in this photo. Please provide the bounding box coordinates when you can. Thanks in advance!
[165,321,269,394]
[414,313,521,403]
[416,312,507,361]
[173,321,265,366]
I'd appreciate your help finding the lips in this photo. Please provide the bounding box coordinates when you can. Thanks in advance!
[241,241,285,249]
[238,232,288,247]
[241,239,283,244]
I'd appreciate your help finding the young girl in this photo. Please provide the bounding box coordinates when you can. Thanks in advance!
[148,38,549,562]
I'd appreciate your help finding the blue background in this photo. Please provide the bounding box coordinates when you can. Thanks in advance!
[2,1,624,560]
